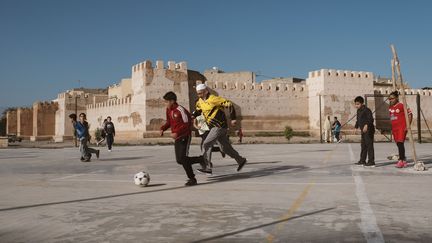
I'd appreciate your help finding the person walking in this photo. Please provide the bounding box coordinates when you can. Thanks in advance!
[332,116,342,143]
[193,83,247,175]
[104,116,115,151]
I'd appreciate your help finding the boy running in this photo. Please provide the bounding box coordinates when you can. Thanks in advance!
[388,91,413,168]
[160,91,205,186]
[69,113,100,162]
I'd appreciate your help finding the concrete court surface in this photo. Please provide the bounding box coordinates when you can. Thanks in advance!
[0,143,431,243]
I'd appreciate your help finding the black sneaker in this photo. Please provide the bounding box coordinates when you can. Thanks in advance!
[220,151,226,158]
[96,150,100,159]
[364,162,375,167]
[355,161,366,166]
[196,168,212,175]
[185,179,197,186]
[237,158,247,172]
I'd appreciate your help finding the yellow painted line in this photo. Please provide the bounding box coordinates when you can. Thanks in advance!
[266,182,314,243]
[266,145,339,242]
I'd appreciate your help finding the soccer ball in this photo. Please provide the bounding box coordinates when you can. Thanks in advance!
[134,171,150,186]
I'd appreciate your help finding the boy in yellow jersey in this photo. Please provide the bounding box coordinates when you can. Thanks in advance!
[192,83,247,174]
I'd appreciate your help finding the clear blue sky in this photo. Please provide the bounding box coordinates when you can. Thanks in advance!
[1,0,431,108]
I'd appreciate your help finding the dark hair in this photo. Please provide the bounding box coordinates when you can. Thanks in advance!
[389,91,399,98]
[163,91,177,101]
[69,113,77,120]
[107,116,112,119]
[79,113,86,118]
[334,116,338,120]
[354,96,364,104]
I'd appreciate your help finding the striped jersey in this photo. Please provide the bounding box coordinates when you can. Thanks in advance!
[193,94,236,128]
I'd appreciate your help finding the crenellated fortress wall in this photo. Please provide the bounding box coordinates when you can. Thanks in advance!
[7,59,432,142]
[203,80,309,130]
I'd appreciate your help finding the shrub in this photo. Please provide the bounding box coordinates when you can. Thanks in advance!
[284,126,294,141]
[95,128,103,141]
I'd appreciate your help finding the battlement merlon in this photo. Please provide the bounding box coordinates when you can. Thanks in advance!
[375,87,432,96]
[132,60,188,74]
[32,101,59,111]
[308,69,374,79]
[203,80,307,93]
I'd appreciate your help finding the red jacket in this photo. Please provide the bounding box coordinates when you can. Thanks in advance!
[160,103,192,140]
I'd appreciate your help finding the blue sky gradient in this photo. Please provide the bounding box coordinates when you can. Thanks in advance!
[1,0,431,107]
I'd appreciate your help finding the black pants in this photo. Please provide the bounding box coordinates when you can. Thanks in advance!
[334,131,340,141]
[175,136,204,180]
[106,133,114,150]
[360,129,375,163]
[396,142,406,161]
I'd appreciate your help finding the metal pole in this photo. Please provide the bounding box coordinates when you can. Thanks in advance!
[319,94,323,143]
[417,94,421,144]
[74,95,78,147]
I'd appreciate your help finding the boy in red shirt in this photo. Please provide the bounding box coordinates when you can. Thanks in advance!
[160,91,205,186]
[388,91,413,168]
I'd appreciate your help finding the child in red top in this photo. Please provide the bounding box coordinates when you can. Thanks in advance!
[388,91,412,168]
[160,91,204,186]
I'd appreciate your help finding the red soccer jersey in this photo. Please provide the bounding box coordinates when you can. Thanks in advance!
[389,102,411,131]
[389,102,412,142]
[160,103,192,140]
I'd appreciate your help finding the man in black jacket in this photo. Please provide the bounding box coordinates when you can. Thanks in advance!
[354,96,375,167]
[104,116,115,152]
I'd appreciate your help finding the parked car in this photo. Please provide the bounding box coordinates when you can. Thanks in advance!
[7,134,22,143]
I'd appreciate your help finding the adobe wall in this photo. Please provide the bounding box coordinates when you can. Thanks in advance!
[108,78,132,99]
[86,96,141,140]
[31,102,58,141]
[87,60,195,141]
[143,60,191,131]
[204,80,309,130]
[307,69,374,132]
[54,91,108,142]
[6,110,17,135]
[17,108,33,137]
[203,70,255,84]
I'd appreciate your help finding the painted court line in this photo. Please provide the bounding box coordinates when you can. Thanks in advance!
[349,144,385,243]
[266,183,314,243]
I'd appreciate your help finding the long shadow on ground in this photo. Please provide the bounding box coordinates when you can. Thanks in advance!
[191,207,336,243]
[0,163,308,212]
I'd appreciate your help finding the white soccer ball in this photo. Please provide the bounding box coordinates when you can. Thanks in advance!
[134,171,150,186]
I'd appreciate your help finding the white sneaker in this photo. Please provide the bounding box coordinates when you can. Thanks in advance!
[108,149,112,152]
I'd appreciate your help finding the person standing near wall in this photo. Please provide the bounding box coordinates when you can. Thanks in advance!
[388,91,413,168]
[332,117,342,143]
[193,83,247,175]
[324,116,332,143]
[104,116,115,152]
[354,96,375,167]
